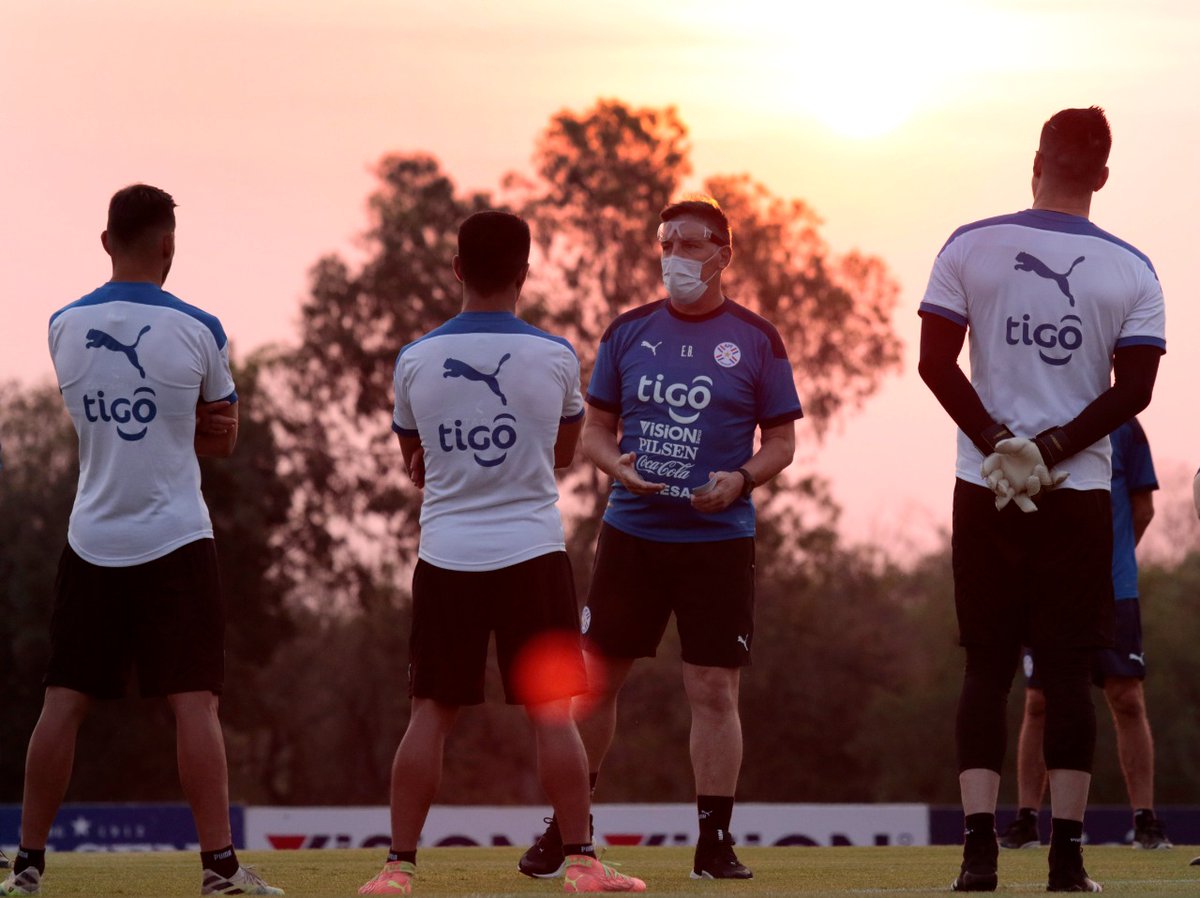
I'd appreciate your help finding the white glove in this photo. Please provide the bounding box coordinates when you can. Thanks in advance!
[982,458,1026,512]
[1193,468,1200,521]
[981,438,1068,513]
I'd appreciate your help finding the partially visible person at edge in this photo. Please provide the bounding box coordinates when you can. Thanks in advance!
[1,184,282,897]
[1001,417,1172,853]
[357,210,644,896]
[1194,464,1200,867]
[519,195,801,882]
[918,107,1165,893]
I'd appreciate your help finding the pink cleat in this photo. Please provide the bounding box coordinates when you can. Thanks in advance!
[358,861,415,895]
[562,855,645,893]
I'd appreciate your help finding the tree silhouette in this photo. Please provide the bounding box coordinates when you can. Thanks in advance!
[274,154,491,609]
[0,357,295,804]
[0,384,77,798]
[704,173,902,438]
[223,99,909,803]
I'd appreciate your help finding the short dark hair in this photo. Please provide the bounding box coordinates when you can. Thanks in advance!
[107,184,177,248]
[660,196,731,247]
[457,210,531,296]
[1038,107,1111,189]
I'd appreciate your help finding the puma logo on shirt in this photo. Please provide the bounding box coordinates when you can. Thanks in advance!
[85,325,152,377]
[1014,252,1086,306]
[443,354,511,405]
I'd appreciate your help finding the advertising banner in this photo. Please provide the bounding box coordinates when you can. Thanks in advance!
[244,803,929,850]
[930,806,1200,846]
[0,804,244,852]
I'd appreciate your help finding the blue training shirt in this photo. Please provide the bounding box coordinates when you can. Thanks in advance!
[1109,418,1157,600]
[586,297,802,542]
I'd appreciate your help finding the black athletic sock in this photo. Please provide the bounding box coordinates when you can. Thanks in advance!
[1017,807,1038,820]
[200,845,239,879]
[964,812,995,840]
[387,848,417,865]
[963,814,997,869]
[1050,817,1084,868]
[697,795,735,842]
[1133,808,1155,825]
[15,847,45,876]
[562,842,596,858]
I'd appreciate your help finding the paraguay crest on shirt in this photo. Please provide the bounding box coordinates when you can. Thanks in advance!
[713,341,741,368]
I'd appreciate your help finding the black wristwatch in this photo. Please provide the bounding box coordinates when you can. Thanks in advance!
[736,467,755,498]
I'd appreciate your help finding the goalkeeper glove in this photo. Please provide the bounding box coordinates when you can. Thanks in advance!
[981,438,1068,513]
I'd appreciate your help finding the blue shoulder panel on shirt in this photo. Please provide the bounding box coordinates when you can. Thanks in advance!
[49,283,229,348]
[49,287,105,328]
[397,311,577,358]
[162,291,229,348]
[940,210,1158,278]
[937,211,1032,254]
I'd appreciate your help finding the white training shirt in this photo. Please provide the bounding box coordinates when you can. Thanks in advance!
[920,209,1166,491]
[392,311,584,572]
[49,281,237,566]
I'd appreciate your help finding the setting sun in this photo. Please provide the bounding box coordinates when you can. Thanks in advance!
[712,0,1047,138]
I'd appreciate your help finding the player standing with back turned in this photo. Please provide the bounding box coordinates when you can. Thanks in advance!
[2,185,282,897]
[358,211,644,896]
[918,107,1165,892]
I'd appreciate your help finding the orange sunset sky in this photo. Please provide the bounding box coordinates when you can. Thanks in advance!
[3,0,1199,553]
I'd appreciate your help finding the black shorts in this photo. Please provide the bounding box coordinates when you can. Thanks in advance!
[1025,600,1145,689]
[409,551,587,706]
[46,540,225,699]
[582,523,755,669]
[952,480,1114,651]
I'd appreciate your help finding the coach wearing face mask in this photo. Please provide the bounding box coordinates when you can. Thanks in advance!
[517,196,802,882]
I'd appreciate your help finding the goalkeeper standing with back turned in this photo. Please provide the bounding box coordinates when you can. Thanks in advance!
[917,107,1165,893]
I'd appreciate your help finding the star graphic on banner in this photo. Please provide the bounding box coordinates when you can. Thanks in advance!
[71,816,91,837]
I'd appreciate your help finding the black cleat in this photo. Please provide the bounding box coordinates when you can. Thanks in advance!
[1047,867,1102,892]
[0,850,9,869]
[1131,814,1172,850]
[518,814,593,879]
[953,826,998,892]
[999,812,1040,849]
[951,868,998,891]
[691,835,753,880]
[1048,837,1101,892]
[519,816,565,879]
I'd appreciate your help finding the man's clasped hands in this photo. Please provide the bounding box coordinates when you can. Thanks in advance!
[981,438,1069,513]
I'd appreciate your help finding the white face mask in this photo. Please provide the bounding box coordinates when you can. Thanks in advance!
[661,248,723,306]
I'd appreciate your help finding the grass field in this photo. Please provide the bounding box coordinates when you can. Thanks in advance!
[15,845,1200,897]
